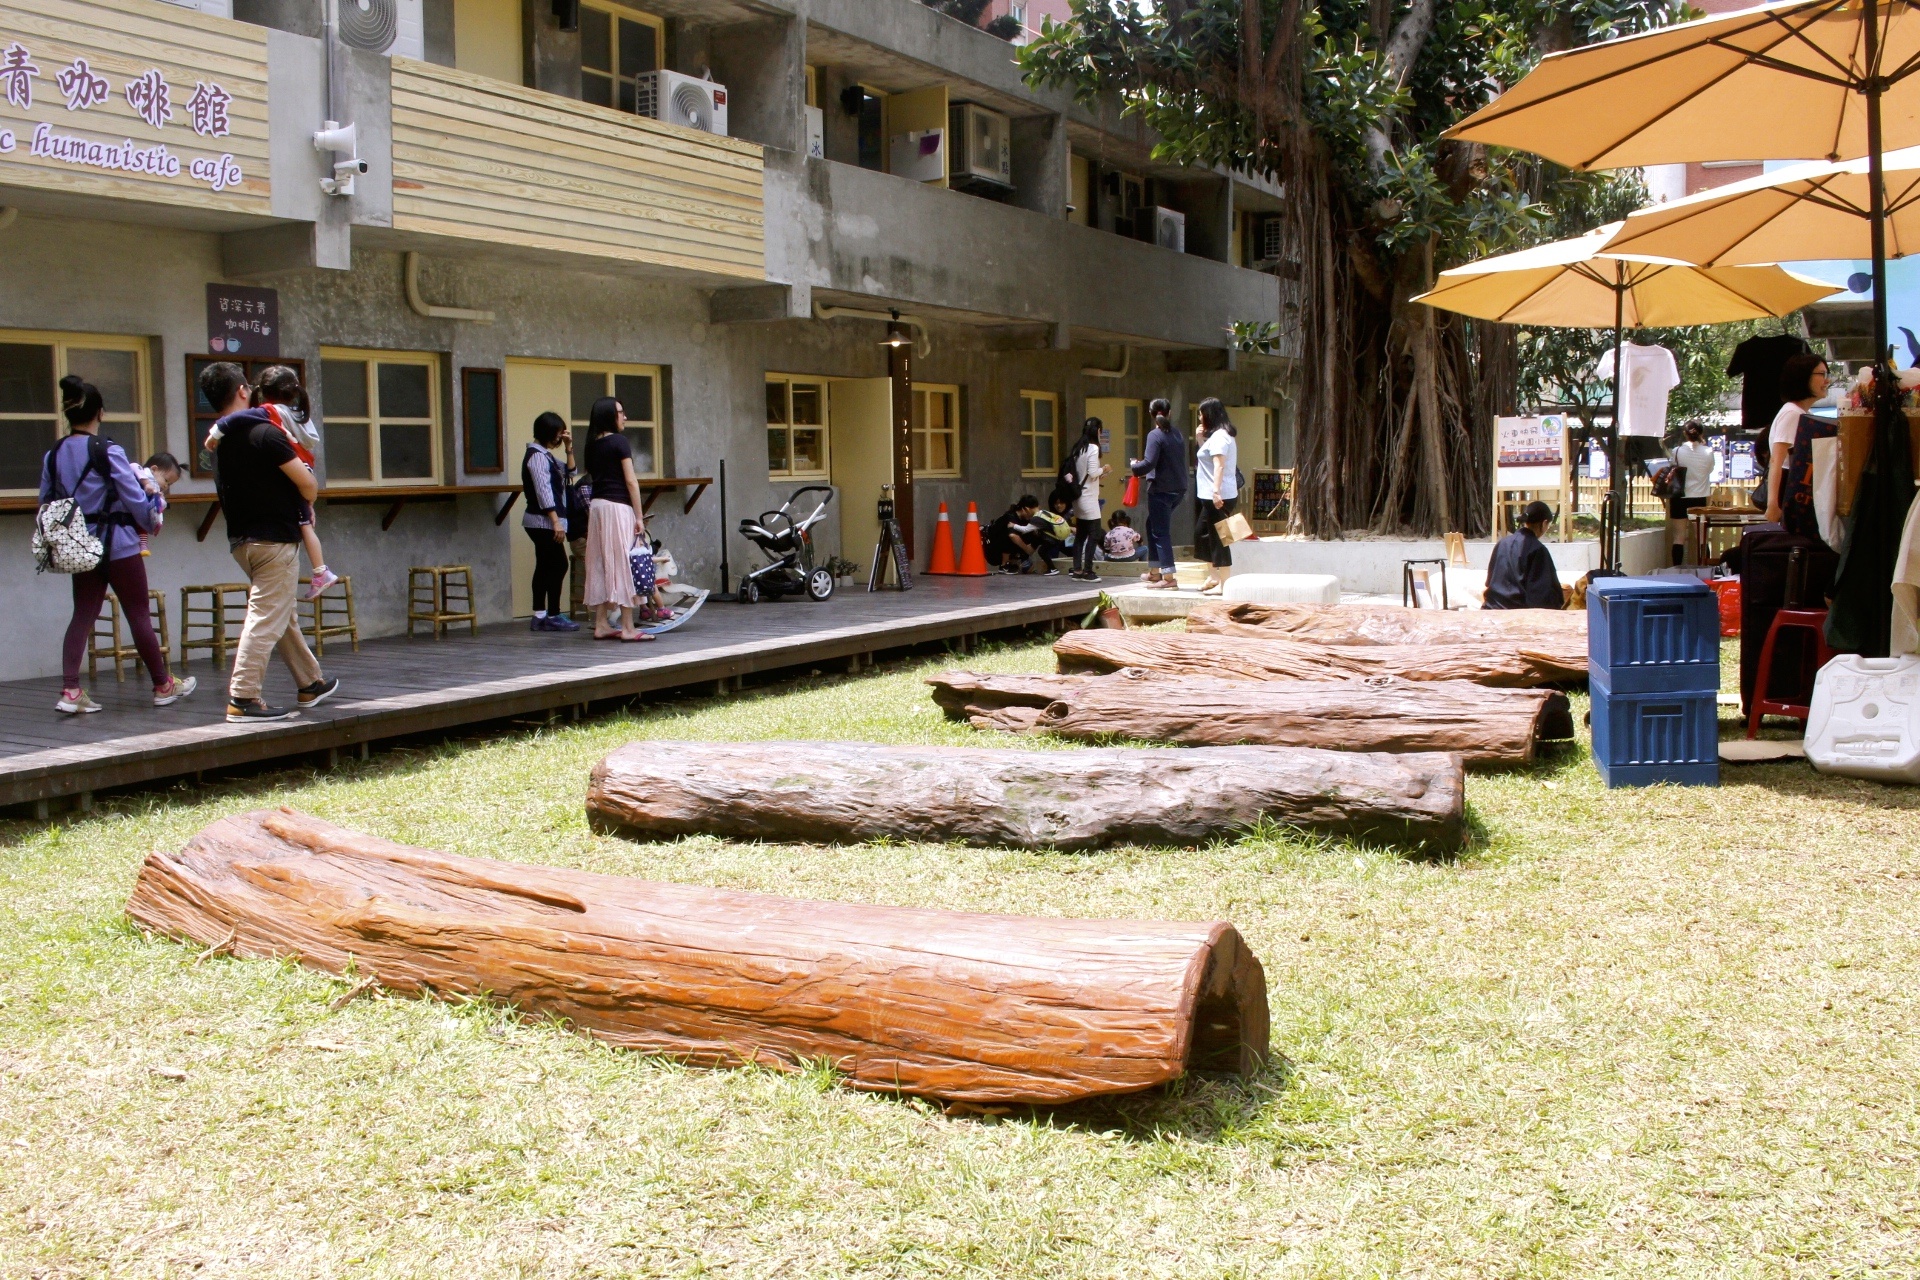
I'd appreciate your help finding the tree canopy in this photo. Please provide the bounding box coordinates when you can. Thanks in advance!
[1021,0,1694,536]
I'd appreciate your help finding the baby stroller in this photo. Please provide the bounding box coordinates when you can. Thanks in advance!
[738,485,836,603]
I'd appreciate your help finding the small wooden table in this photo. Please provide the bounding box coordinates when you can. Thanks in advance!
[1689,507,1767,566]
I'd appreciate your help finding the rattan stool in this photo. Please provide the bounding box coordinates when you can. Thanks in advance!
[299,575,360,656]
[88,589,169,681]
[408,565,477,638]
[181,583,250,668]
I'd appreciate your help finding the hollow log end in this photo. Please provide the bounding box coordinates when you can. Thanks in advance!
[1186,926,1269,1076]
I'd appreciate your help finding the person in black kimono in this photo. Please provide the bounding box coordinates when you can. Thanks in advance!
[1484,501,1564,610]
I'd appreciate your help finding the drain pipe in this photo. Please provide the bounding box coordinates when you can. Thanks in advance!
[405,252,494,323]
[1080,345,1130,378]
[812,302,930,357]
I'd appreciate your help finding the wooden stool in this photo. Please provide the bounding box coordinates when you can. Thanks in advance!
[89,589,170,682]
[408,565,477,639]
[1747,607,1836,738]
[181,583,250,669]
[299,575,360,656]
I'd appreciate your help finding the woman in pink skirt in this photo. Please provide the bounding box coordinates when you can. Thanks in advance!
[582,397,654,642]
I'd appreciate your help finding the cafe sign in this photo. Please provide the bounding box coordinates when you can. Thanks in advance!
[0,0,269,213]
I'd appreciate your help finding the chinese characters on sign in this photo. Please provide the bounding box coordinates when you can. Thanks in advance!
[1495,415,1567,468]
[206,283,279,358]
[0,38,245,194]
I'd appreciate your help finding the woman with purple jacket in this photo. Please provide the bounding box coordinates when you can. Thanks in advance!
[40,375,194,714]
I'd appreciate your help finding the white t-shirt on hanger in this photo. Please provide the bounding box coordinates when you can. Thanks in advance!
[1592,342,1682,438]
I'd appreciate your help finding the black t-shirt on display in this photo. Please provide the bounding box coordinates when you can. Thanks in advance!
[1726,333,1810,435]
[586,431,634,507]
[214,408,303,545]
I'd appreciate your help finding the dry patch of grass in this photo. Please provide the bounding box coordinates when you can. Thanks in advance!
[2,636,1917,1278]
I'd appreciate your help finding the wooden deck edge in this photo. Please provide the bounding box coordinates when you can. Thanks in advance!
[1,590,1100,807]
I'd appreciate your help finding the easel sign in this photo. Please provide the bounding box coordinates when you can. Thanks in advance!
[1492,414,1573,539]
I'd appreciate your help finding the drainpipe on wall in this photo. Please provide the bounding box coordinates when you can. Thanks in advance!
[405,252,495,323]
[1080,345,1130,378]
[812,303,931,358]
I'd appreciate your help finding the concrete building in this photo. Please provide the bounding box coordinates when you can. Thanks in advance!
[0,0,1290,682]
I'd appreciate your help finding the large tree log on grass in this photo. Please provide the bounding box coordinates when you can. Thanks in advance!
[1056,628,1575,686]
[587,740,1465,852]
[126,808,1270,1104]
[1187,602,1586,676]
[928,670,1571,766]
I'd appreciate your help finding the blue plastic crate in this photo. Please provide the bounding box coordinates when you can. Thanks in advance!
[1589,668,1719,788]
[1587,577,1720,693]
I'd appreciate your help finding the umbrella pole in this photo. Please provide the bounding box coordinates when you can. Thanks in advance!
[1867,0,1890,378]
[1607,282,1625,573]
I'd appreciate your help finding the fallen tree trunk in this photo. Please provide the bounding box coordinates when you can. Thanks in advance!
[927,670,1572,766]
[126,808,1270,1105]
[587,739,1466,852]
[1056,628,1577,686]
[1188,602,1587,674]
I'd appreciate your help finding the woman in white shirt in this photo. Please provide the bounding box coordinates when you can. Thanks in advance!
[1764,354,1830,526]
[1666,420,1717,565]
[1066,417,1106,581]
[1191,397,1239,595]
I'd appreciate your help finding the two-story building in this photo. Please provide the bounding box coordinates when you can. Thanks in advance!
[0,0,1293,680]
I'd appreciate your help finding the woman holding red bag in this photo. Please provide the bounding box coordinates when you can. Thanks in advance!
[1129,399,1187,589]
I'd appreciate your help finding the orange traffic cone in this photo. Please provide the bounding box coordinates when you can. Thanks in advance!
[926,502,959,574]
[956,501,990,576]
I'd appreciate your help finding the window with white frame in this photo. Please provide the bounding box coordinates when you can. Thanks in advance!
[580,1,663,114]
[1021,390,1059,476]
[318,349,441,485]
[912,384,961,477]
[0,331,149,495]
[766,375,829,478]
[567,363,662,477]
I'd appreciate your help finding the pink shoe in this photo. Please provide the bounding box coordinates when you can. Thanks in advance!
[305,567,340,600]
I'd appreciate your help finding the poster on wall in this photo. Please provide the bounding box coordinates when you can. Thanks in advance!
[205,282,278,357]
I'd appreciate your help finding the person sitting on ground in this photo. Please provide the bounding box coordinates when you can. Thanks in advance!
[1483,500,1565,610]
[1103,510,1142,562]
[987,495,1058,575]
[1032,493,1073,566]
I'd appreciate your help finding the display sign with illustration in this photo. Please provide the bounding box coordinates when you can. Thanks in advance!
[0,0,270,214]
[1495,415,1566,467]
[206,282,277,357]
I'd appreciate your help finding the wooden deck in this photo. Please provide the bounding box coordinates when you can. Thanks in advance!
[0,576,1102,814]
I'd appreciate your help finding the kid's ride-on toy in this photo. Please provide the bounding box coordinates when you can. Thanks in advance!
[738,485,836,603]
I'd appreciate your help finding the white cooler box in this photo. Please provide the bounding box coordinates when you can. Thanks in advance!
[1805,654,1920,783]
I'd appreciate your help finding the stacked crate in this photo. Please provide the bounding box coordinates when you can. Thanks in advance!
[1587,578,1721,787]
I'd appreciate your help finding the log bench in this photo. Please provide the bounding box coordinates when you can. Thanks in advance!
[587,739,1466,852]
[1056,628,1577,687]
[125,808,1270,1105]
[1187,601,1587,678]
[928,670,1573,766]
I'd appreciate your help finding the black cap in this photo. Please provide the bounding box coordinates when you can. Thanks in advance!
[1521,500,1554,526]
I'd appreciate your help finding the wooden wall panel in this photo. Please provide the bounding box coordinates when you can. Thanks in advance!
[0,0,270,215]
[390,58,764,279]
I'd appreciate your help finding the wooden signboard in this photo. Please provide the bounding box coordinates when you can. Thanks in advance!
[0,0,271,216]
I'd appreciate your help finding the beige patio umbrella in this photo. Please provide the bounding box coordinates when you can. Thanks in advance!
[1444,0,1920,369]
[1415,225,1840,566]
[1602,147,1920,264]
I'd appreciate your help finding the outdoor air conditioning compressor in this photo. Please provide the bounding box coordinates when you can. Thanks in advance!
[1151,206,1186,253]
[637,71,730,137]
[948,102,1012,188]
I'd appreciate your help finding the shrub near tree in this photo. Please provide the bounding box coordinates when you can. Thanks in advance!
[1020,0,1691,537]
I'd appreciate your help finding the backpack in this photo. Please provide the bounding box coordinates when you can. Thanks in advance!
[1055,446,1087,503]
[32,435,112,575]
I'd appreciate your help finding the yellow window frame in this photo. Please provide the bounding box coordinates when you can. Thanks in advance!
[517,357,664,479]
[580,1,666,115]
[0,329,151,497]
[317,347,444,487]
[765,373,831,479]
[1020,390,1060,477]
[912,383,962,478]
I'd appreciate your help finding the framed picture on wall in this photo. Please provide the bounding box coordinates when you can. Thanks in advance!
[462,367,504,474]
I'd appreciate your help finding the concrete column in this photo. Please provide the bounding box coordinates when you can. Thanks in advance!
[1009,112,1067,218]
[709,17,804,152]
[233,0,321,37]
[522,0,580,99]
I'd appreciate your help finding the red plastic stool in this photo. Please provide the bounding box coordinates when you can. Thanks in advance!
[1746,608,1835,737]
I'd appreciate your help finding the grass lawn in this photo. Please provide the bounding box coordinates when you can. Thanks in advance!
[2,634,1917,1278]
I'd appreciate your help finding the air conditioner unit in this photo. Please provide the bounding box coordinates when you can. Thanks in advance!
[804,105,824,159]
[1151,206,1185,253]
[947,102,1011,188]
[637,71,730,137]
[332,0,424,61]
[889,128,945,184]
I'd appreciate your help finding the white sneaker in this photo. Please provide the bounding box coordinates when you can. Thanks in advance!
[153,675,197,707]
[56,689,102,715]
[306,567,340,600]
